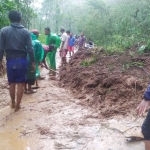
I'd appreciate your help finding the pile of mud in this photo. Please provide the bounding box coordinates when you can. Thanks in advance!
[59,48,150,117]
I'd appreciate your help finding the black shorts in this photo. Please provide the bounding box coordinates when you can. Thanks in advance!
[142,109,150,140]
[26,79,35,85]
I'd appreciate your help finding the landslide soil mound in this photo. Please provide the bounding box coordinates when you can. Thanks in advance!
[59,47,150,117]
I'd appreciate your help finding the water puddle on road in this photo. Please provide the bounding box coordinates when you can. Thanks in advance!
[0,128,28,150]
[0,96,38,150]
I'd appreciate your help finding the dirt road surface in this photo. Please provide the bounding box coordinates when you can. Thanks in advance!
[0,52,145,150]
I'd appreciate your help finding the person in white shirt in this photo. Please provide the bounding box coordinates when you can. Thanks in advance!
[59,28,69,66]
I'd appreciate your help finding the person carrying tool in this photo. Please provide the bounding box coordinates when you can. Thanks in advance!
[44,27,61,76]
[137,85,150,150]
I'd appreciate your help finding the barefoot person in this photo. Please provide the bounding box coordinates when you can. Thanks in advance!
[0,10,35,111]
[137,86,150,150]
[45,27,61,76]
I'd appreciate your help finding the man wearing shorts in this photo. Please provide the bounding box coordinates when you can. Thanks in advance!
[68,33,75,57]
[0,10,35,111]
[137,85,150,150]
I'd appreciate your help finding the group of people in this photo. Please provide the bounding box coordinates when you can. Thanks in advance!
[1,10,150,150]
[59,29,86,65]
[0,10,86,111]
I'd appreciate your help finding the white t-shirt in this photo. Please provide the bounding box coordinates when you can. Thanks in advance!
[60,32,68,49]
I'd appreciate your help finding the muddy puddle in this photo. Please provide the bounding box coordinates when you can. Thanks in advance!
[0,51,145,150]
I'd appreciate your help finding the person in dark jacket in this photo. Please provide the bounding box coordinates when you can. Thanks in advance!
[137,85,150,150]
[0,10,35,111]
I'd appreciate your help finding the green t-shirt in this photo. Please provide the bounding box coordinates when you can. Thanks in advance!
[46,33,61,49]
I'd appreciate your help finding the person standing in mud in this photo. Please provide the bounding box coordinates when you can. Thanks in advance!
[25,30,44,94]
[78,32,86,50]
[68,33,75,57]
[137,86,150,150]
[0,10,35,111]
[60,28,69,66]
[66,30,70,55]
[45,27,61,76]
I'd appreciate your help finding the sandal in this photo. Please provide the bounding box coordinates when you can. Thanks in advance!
[31,86,40,89]
[27,89,37,94]
[38,76,45,80]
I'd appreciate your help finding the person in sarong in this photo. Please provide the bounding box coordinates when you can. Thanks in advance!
[45,27,61,76]
[25,30,44,93]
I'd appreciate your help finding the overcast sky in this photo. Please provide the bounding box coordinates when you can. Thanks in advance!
[33,0,43,8]
[33,0,117,9]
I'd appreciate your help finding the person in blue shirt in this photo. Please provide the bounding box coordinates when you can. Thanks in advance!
[68,33,75,57]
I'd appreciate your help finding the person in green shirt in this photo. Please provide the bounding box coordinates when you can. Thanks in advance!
[45,27,61,76]
[25,30,44,93]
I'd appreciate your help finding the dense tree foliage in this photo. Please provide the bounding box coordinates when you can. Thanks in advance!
[32,0,150,50]
[1,0,150,50]
[0,0,35,29]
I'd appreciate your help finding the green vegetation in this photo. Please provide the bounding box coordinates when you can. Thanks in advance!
[0,0,35,29]
[122,61,145,71]
[80,55,96,67]
[1,0,150,52]
[31,0,150,51]
[38,34,46,44]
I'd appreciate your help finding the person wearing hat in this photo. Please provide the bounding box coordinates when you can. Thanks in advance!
[25,29,44,93]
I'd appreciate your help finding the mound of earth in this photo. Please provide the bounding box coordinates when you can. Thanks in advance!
[59,47,150,117]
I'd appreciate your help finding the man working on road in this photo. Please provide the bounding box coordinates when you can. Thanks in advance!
[137,85,150,150]
[0,10,35,111]
[25,30,44,93]
[45,27,61,76]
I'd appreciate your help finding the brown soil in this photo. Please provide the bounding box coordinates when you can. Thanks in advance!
[59,47,150,117]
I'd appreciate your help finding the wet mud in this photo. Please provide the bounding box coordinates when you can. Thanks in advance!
[0,75,144,149]
[0,51,145,150]
[60,48,150,117]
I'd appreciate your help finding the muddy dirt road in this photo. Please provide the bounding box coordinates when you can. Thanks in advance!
[0,53,145,150]
[0,76,145,149]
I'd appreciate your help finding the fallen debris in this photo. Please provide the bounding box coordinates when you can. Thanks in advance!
[60,48,150,117]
